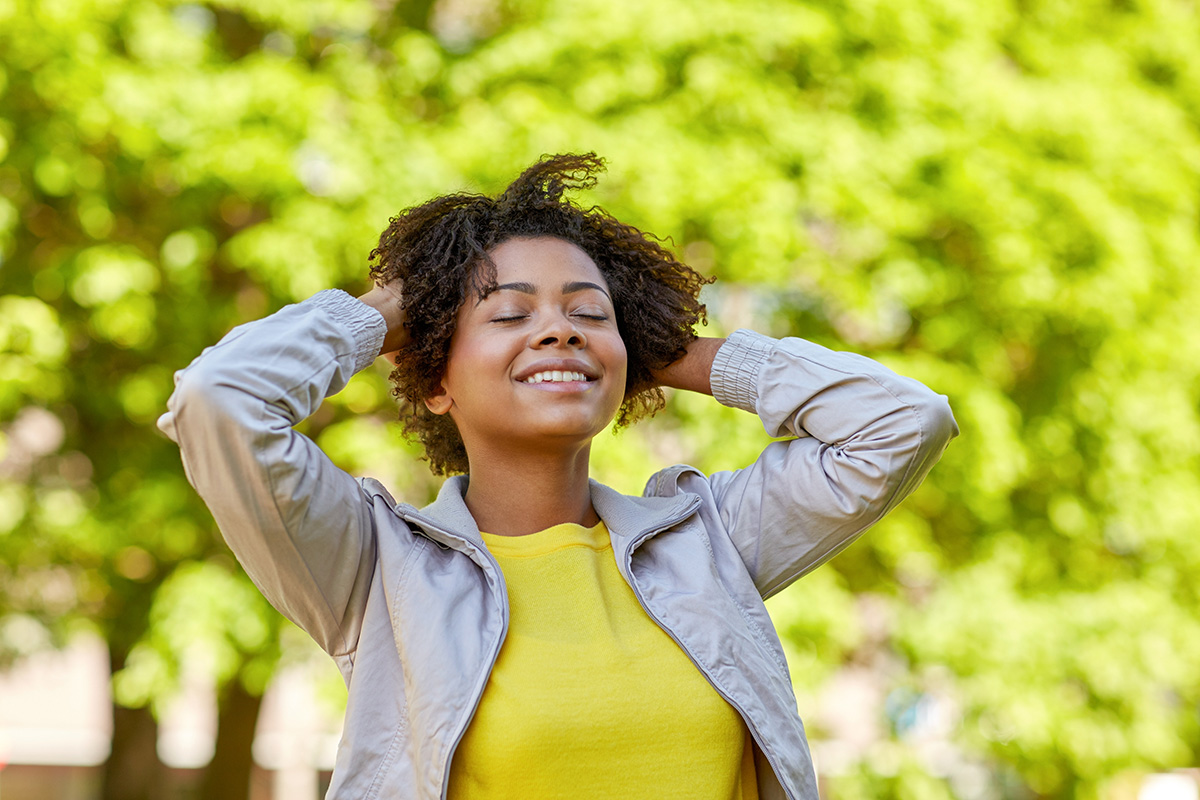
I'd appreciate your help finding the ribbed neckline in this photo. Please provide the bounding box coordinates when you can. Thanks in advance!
[481,521,610,557]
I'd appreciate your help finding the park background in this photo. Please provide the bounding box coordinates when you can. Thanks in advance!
[2,0,1200,797]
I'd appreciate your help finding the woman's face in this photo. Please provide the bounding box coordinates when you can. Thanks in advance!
[425,236,628,461]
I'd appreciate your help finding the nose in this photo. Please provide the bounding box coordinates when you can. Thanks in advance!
[533,312,586,348]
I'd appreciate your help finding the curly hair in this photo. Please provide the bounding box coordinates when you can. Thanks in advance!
[368,153,713,476]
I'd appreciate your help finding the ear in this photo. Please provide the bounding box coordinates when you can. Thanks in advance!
[423,382,453,416]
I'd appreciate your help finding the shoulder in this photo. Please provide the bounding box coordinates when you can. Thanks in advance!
[642,464,711,499]
[359,476,399,507]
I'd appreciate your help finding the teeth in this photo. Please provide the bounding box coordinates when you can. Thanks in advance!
[523,371,589,384]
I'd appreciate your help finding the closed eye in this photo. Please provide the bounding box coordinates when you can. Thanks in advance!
[573,313,609,321]
[490,315,528,323]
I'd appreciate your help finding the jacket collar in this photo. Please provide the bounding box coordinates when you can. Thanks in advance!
[588,480,698,544]
[408,475,480,545]
[407,474,697,547]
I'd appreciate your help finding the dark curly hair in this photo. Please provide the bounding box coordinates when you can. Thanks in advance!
[368,153,713,476]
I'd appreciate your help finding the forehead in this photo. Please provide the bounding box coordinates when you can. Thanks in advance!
[485,236,607,289]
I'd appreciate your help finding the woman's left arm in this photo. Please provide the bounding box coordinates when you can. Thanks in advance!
[654,331,958,599]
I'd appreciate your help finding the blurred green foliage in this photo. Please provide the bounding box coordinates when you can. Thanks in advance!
[2,0,1199,796]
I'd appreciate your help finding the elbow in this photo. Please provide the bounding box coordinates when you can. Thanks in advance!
[167,365,223,424]
[891,392,957,480]
[162,364,255,441]
[856,393,957,517]
[924,393,959,451]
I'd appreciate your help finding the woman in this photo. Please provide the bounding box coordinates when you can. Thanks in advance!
[160,153,957,800]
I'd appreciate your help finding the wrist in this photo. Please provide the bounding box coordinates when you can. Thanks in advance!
[653,336,725,395]
[358,284,411,355]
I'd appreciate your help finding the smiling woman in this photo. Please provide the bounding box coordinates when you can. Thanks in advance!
[159,153,958,800]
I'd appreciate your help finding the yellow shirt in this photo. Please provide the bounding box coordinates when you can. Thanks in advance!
[447,521,758,799]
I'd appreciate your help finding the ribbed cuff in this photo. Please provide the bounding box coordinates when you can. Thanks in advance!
[710,329,776,414]
[308,289,387,374]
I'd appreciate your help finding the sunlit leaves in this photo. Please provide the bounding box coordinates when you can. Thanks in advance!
[1,0,1199,794]
[0,296,68,412]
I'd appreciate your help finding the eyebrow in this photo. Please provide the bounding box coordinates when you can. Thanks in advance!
[561,281,611,298]
[476,280,611,304]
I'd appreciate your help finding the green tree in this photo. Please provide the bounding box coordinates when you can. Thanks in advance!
[2,0,1199,798]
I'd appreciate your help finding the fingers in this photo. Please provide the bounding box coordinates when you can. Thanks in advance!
[358,283,412,354]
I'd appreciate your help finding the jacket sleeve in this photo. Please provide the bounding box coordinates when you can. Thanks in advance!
[691,329,958,599]
[157,289,388,656]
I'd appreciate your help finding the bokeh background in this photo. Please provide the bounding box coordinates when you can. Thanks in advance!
[2,0,1200,798]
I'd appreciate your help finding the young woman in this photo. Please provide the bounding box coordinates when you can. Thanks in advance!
[160,154,957,800]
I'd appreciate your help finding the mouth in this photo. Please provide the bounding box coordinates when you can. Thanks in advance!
[519,370,596,385]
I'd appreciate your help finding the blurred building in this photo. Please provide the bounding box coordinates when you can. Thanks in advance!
[0,633,340,800]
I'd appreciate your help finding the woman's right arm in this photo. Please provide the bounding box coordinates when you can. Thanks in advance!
[158,289,393,657]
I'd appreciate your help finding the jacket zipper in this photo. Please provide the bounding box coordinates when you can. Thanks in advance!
[399,512,511,800]
[439,611,507,800]
[623,519,800,800]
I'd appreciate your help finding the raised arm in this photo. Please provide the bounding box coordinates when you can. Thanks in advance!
[652,335,725,395]
[653,329,958,599]
[357,279,411,358]
[158,290,389,655]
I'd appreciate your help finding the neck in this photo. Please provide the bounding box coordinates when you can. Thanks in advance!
[461,442,597,537]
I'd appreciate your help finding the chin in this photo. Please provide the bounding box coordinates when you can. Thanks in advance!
[527,416,613,444]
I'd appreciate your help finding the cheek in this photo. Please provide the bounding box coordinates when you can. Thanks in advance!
[438,341,482,404]
[607,337,630,394]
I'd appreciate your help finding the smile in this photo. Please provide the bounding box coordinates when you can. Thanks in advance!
[521,370,593,384]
